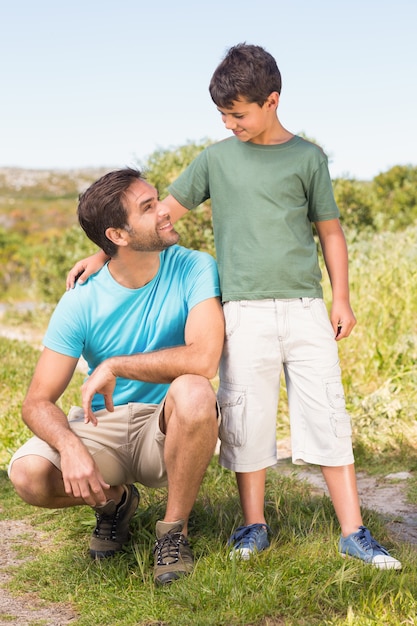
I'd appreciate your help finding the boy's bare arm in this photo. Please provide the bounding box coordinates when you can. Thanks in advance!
[161,194,189,223]
[315,218,356,340]
[66,249,110,289]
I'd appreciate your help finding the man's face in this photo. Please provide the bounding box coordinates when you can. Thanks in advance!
[123,179,179,251]
[217,95,277,144]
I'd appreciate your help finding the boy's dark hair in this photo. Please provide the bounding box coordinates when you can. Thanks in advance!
[209,43,282,109]
[77,167,144,257]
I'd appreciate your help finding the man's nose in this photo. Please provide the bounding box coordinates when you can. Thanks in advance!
[157,201,169,218]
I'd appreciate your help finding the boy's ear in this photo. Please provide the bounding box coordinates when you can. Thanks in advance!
[105,227,129,247]
[266,91,280,110]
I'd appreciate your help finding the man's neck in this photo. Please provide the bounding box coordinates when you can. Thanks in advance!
[108,251,161,289]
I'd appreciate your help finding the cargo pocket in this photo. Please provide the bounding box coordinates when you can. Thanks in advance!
[324,376,346,410]
[217,382,246,447]
[330,412,352,438]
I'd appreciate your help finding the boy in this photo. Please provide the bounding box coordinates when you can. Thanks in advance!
[68,44,401,569]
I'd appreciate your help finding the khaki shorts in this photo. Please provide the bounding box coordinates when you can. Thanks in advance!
[217,298,354,472]
[8,402,168,488]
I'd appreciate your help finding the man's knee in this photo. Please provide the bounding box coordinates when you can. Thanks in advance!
[9,456,58,506]
[167,375,218,423]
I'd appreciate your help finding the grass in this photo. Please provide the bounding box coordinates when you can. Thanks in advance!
[1,464,416,626]
[1,223,417,624]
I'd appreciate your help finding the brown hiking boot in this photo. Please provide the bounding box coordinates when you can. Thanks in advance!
[153,520,194,585]
[90,484,139,559]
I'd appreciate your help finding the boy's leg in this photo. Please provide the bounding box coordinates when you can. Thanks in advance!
[320,464,362,536]
[218,301,281,558]
[283,298,401,569]
[236,469,267,526]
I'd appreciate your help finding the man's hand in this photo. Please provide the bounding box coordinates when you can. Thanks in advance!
[60,442,110,506]
[81,360,117,425]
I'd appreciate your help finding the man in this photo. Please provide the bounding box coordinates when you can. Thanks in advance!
[8,167,224,585]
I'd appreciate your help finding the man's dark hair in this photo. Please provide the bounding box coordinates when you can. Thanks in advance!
[77,167,144,256]
[209,43,282,109]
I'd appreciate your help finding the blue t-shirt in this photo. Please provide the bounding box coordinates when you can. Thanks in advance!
[44,245,220,410]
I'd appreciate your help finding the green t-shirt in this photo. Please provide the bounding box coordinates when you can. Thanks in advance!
[168,135,339,302]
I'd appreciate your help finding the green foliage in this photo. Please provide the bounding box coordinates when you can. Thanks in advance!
[0,227,33,292]
[142,139,212,195]
[0,336,84,468]
[143,140,216,255]
[371,165,417,230]
[319,223,417,466]
[34,225,97,305]
[333,178,375,233]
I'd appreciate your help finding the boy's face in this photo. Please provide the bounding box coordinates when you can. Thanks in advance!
[216,94,278,144]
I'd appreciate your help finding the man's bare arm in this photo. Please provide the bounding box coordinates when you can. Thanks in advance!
[81,297,224,421]
[22,349,110,505]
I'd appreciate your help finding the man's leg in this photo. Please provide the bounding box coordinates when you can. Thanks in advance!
[9,407,140,561]
[153,374,218,585]
[10,455,124,508]
[161,374,218,532]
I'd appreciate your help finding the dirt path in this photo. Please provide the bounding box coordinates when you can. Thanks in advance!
[276,438,417,544]
[0,521,78,625]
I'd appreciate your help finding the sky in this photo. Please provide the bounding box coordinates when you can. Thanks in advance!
[1,0,416,180]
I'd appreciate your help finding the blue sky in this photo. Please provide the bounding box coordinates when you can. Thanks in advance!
[1,0,416,180]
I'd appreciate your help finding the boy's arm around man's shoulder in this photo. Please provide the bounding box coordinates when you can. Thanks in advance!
[162,195,189,224]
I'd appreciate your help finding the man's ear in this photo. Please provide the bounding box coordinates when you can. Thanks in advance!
[105,227,129,248]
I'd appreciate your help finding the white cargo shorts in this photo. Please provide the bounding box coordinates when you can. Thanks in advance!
[217,298,354,472]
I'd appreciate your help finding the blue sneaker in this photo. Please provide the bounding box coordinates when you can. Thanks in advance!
[339,526,401,570]
[228,523,270,560]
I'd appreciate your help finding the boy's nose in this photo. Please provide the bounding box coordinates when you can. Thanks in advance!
[221,114,236,130]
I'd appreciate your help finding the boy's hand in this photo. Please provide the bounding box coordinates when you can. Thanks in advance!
[331,302,356,340]
[66,250,110,290]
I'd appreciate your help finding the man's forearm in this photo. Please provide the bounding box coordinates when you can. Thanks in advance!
[106,343,219,384]
[22,399,81,454]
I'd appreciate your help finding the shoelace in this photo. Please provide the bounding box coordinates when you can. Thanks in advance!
[228,523,269,548]
[94,509,120,540]
[355,526,390,555]
[154,532,188,565]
